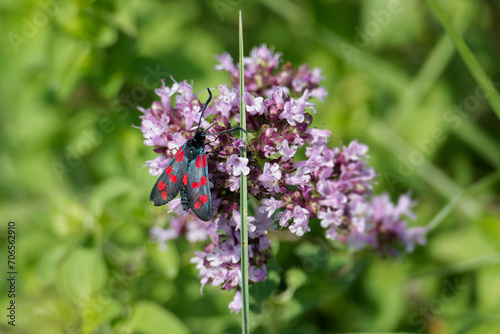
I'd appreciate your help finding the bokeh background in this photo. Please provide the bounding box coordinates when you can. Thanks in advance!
[1,0,500,333]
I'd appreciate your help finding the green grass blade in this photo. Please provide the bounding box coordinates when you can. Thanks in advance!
[260,0,411,96]
[238,10,250,334]
[452,121,500,169]
[412,252,500,278]
[367,118,481,218]
[426,0,500,120]
[390,3,471,126]
[427,169,500,231]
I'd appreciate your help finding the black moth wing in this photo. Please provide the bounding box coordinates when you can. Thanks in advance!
[150,145,189,206]
[185,149,212,221]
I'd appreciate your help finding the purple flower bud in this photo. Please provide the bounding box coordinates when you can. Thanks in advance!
[215,52,239,79]
[282,163,294,173]
[296,122,309,133]
[282,193,291,204]
[305,201,320,216]
[229,290,242,313]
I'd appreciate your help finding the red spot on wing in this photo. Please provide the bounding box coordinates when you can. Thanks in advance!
[202,154,207,167]
[158,181,165,190]
[195,156,202,169]
[200,194,208,204]
[200,176,207,185]
[175,150,185,162]
[194,201,202,209]
[192,182,200,189]
[169,175,177,183]
[182,173,188,185]
[174,148,183,159]
[161,191,168,200]
[166,166,172,175]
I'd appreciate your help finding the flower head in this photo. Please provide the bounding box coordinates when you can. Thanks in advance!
[139,45,426,312]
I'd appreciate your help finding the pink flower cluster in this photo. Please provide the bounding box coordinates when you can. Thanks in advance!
[139,45,427,312]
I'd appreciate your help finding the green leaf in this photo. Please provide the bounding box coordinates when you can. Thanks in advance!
[146,241,180,279]
[250,269,280,303]
[365,260,408,330]
[477,265,500,312]
[51,194,95,238]
[477,213,500,249]
[82,298,122,334]
[58,247,108,304]
[285,267,307,291]
[19,297,78,334]
[126,301,190,334]
[89,177,135,217]
[282,298,305,322]
[49,35,92,100]
[37,244,71,284]
[428,225,497,263]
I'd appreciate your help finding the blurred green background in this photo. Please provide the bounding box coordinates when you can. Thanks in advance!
[1,0,500,333]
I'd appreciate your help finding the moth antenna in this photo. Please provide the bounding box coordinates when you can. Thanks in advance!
[203,126,246,143]
[204,126,246,137]
[204,122,216,133]
[197,88,212,131]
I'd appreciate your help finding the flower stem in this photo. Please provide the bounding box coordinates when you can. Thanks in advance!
[238,10,250,334]
[426,0,500,121]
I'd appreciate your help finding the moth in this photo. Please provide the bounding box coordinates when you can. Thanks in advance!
[150,88,244,221]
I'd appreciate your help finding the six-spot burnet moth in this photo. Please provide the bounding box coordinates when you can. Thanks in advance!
[150,88,245,221]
